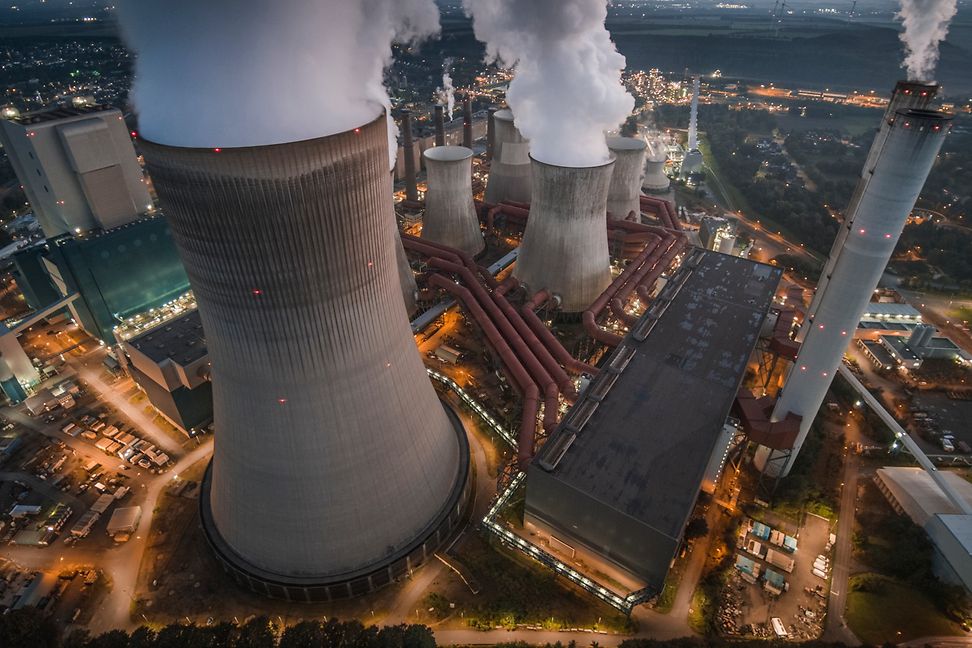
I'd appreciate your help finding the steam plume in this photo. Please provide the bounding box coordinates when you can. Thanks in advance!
[442,59,456,121]
[896,0,957,81]
[463,0,633,167]
[118,0,440,165]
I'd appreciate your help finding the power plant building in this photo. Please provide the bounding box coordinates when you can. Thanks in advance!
[140,115,469,601]
[0,104,152,238]
[526,251,780,592]
[120,309,213,435]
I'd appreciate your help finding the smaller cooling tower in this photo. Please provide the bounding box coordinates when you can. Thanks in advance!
[422,146,484,257]
[484,109,531,205]
[606,137,646,221]
[643,139,670,194]
[514,157,614,313]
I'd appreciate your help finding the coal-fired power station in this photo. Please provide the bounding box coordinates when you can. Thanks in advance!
[422,145,484,257]
[140,115,469,600]
[606,137,647,221]
[484,109,532,205]
[759,107,951,476]
[514,157,614,313]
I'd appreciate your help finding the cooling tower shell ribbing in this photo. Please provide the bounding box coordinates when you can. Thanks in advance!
[763,109,951,477]
[140,115,469,601]
[606,137,646,221]
[514,157,614,313]
[422,146,484,257]
[484,109,532,205]
[643,140,670,193]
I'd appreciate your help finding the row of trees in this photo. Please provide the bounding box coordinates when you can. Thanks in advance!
[0,614,435,648]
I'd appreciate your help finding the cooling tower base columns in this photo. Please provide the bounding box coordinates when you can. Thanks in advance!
[200,401,471,602]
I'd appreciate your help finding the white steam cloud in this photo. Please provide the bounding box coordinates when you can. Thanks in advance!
[442,59,456,121]
[118,0,440,164]
[896,0,957,81]
[463,0,633,167]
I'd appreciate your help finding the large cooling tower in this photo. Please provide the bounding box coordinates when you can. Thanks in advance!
[606,137,646,220]
[643,139,670,194]
[140,115,469,600]
[514,157,614,313]
[799,81,938,342]
[484,109,531,204]
[759,109,950,477]
[422,146,484,257]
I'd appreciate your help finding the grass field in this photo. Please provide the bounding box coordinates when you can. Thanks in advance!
[846,574,961,645]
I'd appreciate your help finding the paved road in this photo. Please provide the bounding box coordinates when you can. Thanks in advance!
[902,636,972,647]
[823,423,862,646]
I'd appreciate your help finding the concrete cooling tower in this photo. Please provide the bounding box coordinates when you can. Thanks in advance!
[643,139,670,194]
[606,137,646,221]
[484,109,532,205]
[422,146,484,257]
[514,157,614,313]
[760,109,951,477]
[140,115,469,601]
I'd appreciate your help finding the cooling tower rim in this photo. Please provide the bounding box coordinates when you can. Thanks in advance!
[494,108,515,122]
[893,79,939,93]
[199,400,471,593]
[423,145,473,162]
[529,153,615,171]
[606,136,647,152]
[139,112,387,153]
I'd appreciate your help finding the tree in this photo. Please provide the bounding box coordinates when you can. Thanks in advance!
[0,608,59,648]
[684,517,709,540]
[280,621,324,648]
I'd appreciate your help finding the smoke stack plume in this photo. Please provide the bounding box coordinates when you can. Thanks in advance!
[118,0,440,161]
[441,59,456,121]
[896,0,957,81]
[463,0,633,167]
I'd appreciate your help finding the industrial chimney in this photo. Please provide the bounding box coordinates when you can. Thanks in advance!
[681,76,703,176]
[642,138,671,194]
[759,109,951,477]
[514,157,614,312]
[484,108,532,205]
[140,115,468,600]
[462,96,473,149]
[400,110,419,202]
[434,104,446,147]
[486,107,497,161]
[800,81,939,341]
[606,137,646,221]
[422,145,484,257]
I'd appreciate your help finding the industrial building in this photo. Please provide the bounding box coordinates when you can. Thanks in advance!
[699,216,737,255]
[140,114,469,601]
[120,308,213,435]
[0,103,151,238]
[874,467,972,593]
[11,215,190,343]
[526,251,781,592]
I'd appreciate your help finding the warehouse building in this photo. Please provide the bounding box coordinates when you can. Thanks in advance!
[525,251,780,593]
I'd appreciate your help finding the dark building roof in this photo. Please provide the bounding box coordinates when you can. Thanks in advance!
[10,103,116,126]
[129,309,207,366]
[535,250,780,541]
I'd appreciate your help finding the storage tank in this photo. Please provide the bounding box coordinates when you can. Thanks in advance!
[606,137,646,221]
[760,109,951,477]
[140,114,468,600]
[422,146,484,256]
[514,157,614,312]
[484,109,531,205]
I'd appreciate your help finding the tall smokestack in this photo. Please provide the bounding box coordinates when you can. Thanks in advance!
[486,106,497,161]
[606,137,646,221]
[687,76,700,152]
[400,110,419,202]
[484,108,532,204]
[759,109,951,477]
[462,96,473,150]
[799,80,938,343]
[141,116,469,600]
[643,138,670,194]
[434,104,446,147]
[422,146,484,256]
[514,157,614,312]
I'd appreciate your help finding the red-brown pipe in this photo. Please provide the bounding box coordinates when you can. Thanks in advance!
[522,290,600,376]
